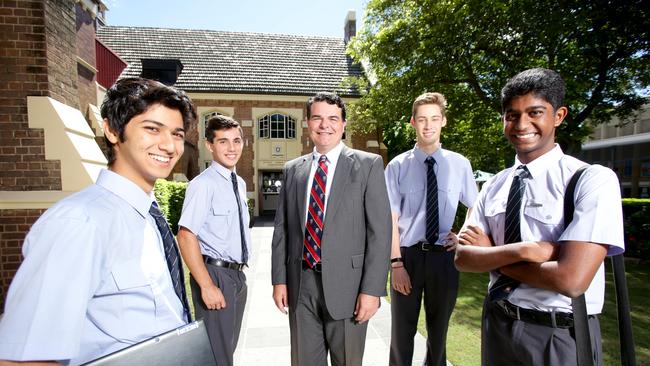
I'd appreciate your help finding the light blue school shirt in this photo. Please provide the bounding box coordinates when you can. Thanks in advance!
[178,161,252,263]
[0,169,186,365]
[385,145,478,246]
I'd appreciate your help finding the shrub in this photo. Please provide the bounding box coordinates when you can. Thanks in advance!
[154,179,188,234]
[154,179,257,232]
[622,199,650,260]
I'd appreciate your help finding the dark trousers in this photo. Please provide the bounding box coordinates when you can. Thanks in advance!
[288,267,368,366]
[482,298,603,366]
[389,246,459,366]
[191,265,247,366]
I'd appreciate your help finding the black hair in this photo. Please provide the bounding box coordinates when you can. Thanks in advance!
[100,77,197,165]
[306,92,346,121]
[205,115,243,143]
[501,68,565,113]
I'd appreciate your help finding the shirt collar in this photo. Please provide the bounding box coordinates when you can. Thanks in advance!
[312,141,344,165]
[96,169,155,218]
[513,144,564,179]
[210,160,235,180]
[412,144,443,163]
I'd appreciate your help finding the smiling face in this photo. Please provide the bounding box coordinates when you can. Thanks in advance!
[206,127,243,171]
[503,93,567,164]
[104,103,185,193]
[307,101,346,154]
[411,103,446,153]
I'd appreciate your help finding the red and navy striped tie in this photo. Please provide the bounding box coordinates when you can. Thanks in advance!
[304,155,328,268]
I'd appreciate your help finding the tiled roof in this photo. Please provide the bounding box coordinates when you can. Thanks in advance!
[96,26,364,97]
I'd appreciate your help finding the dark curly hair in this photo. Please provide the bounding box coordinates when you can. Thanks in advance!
[100,77,197,165]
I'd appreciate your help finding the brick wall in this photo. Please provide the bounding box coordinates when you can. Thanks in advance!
[44,0,78,108]
[0,0,81,309]
[0,208,45,310]
[351,129,388,163]
[0,0,62,191]
[75,2,97,118]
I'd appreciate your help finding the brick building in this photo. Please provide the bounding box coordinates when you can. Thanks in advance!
[0,1,383,309]
[96,10,385,216]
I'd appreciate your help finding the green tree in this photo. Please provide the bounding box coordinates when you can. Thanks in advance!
[347,0,650,171]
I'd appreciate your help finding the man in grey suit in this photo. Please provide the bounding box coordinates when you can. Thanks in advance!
[271,92,392,365]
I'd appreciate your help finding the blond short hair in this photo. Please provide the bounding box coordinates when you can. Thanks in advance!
[412,92,447,118]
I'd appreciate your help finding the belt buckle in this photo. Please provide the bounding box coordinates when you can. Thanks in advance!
[420,241,431,251]
[497,300,520,320]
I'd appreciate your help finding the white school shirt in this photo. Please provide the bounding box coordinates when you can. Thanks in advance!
[467,145,624,314]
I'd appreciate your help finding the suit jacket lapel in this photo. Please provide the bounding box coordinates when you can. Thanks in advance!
[294,155,311,227]
[324,146,353,228]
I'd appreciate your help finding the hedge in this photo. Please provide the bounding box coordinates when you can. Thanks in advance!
[154,179,254,234]
[153,180,188,234]
[623,198,650,260]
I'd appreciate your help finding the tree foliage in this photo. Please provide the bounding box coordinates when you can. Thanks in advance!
[347,0,650,171]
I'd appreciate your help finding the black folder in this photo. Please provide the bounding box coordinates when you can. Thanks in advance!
[82,320,216,366]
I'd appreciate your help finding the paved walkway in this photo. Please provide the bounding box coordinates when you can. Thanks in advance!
[233,218,430,365]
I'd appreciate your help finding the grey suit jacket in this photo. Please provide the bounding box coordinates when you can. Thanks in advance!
[271,146,392,320]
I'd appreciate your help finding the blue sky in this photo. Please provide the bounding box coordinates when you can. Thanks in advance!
[104,0,368,37]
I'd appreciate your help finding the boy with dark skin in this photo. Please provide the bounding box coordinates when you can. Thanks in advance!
[456,68,624,365]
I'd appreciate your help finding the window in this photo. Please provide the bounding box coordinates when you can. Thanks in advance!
[641,159,650,177]
[258,113,296,139]
[203,111,225,138]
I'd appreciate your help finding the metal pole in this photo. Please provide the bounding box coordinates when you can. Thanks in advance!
[611,255,636,366]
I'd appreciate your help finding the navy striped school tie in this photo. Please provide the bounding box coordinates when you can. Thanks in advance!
[488,165,529,302]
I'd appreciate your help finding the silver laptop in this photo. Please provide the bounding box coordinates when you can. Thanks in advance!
[82,320,215,366]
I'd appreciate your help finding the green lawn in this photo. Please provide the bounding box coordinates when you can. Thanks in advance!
[390,261,650,365]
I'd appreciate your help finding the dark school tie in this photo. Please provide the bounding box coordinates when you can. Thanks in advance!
[303,155,328,268]
[149,201,192,321]
[231,171,248,265]
[488,165,529,302]
[425,156,439,244]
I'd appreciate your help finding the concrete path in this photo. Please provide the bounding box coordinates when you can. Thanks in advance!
[233,218,430,365]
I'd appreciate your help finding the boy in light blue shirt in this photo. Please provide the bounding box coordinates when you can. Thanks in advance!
[0,77,196,365]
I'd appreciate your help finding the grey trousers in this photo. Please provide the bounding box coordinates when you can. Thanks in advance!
[482,298,603,366]
[288,267,368,366]
[389,246,459,366]
[191,265,247,366]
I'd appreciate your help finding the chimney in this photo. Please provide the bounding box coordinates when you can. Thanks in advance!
[344,10,356,44]
[140,59,183,86]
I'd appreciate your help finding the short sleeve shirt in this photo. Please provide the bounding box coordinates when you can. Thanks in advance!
[466,145,625,314]
[0,170,186,365]
[385,145,478,246]
[178,161,252,263]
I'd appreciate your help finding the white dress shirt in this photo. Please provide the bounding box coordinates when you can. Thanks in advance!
[467,145,625,314]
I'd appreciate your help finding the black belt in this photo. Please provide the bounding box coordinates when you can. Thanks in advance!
[302,260,322,273]
[203,256,245,271]
[413,241,446,252]
[495,300,577,328]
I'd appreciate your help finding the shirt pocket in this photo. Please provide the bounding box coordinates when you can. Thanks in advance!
[484,198,507,237]
[111,259,151,291]
[109,259,155,342]
[211,199,232,241]
[398,182,425,217]
[523,200,563,239]
[438,185,458,224]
